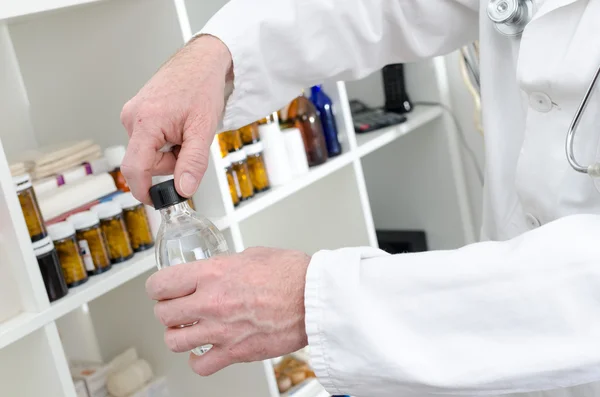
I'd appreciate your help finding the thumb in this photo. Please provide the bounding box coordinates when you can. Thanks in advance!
[173,125,212,198]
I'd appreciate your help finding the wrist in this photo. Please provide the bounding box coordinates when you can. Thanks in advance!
[188,34,233,82]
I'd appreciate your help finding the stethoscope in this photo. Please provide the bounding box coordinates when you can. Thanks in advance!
[487,0,600,177]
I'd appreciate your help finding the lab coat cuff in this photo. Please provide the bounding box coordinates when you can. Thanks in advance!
[304,249,341,394]
[197,24,252,131]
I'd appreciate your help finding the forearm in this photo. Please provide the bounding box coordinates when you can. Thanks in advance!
[199,0,479,130]
[307,214,600,396]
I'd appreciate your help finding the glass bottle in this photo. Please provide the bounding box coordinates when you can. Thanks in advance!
[239,123,260,145]
[223,156,241,207]
[113,193,155,252]
[67,211,113,274]
[32,237,69,302]
[222,130,243,153]
[91,202,134,264]
[310,85,342,157]
[287,93,329,167]
[244,142,270,192]
[47,222,89,287]
[229,150,255,200]
[150,179,230,356]
[14,174,47,242]
[105,146,130,192]
[217,133,229,158]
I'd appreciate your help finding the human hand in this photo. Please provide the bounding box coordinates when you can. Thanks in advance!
[146,247,311,376]
[120,35,233,204]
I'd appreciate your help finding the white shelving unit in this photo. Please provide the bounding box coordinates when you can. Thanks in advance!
[0,0,475,396]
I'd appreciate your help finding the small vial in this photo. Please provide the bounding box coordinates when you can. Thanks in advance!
[150,179,230,356]
[217,133,229,158]
[32,237,69,302]
[222,129,243,153]
[223,155,241,207]
[91,202,134,264]
[14,174,47,242]
[67,211,112,274]
[239,123,260,145]
[244,142,270,192]
[113,193,155,252]
[47,222,89,287]
[105,146,130,192]
[229,150,254,201]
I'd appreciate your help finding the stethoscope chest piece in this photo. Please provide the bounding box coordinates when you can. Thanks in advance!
[488,0,534,36]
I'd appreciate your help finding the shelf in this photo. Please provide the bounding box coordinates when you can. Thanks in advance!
[0,250,155,349]
[0,0,104,21]
[355,105,444,158]
[283,379,330,397]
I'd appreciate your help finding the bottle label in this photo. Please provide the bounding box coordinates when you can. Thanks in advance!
[78,240,95,271]
[232,173,242,198]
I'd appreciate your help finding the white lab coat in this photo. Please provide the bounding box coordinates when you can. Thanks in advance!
[200,0,600,396]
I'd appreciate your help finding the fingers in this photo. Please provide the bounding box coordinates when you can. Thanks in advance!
[163,320,229,353]
[121,125,165,205]
[146,262,199,301]
[173,117,212,197]
[189,347,234,377]
[154,293,204,327]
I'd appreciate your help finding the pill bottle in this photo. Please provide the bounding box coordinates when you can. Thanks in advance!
[259,123,293,187]
[239,123,260,145]
[244,142,270,192]
[67,211,112,274]
[32,237,69,302]
[223,129,243,153]
[113,193,154,252]
[217,133,229,158]
[288,93,329,167]
[282,127,310,177]
[223,155,241,207]
[105,146,130,192]
[91,202,134,263]
[47,222,89,287]
[14,174,47,242]
[229,150,254,201]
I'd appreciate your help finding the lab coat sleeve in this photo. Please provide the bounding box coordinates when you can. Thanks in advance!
[305,214,600,396]
[199,0,478,130]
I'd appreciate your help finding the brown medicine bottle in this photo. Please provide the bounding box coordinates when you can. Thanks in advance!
[91,202,134,263]
[239,123,260,145]
[223,156,241,207]
[113,193,155,252]
[287,93,328,167]
[47,222,89,287]
[14,174,47,242]
[67,211,112,274]
[244,142,270,192]
[229,150,254,201]
[33,237,69,302]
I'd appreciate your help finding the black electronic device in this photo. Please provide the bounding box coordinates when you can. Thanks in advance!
[349,100,407,134]
[382,64,413,114]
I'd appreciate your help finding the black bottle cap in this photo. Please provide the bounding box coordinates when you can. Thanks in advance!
[149,179,188,210]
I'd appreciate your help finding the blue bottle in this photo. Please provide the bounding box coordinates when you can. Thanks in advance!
[310,85,342,157]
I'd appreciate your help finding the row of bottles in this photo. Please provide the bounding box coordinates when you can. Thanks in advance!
[14,172,155,304]
[218,85,343,206]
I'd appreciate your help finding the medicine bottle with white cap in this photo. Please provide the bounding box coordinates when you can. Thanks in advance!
[150,178,230,356]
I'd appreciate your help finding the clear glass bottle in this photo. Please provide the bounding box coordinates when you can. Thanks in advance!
[150,179,230,356]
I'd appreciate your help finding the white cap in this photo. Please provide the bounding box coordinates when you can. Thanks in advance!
[244,142,264,157]
[32,236,55,256]
[112,192,141,210]
[62,166,88,185]
[89,157,110,175]
[258,123,282,139]
[104,146,126,170]
[33,177,59,196]
[47,221,76,241]
[229,150,247,163]
[13,173,32,192]
[222,155,232,168]
[90,201,122,219]
[67,211,100,230]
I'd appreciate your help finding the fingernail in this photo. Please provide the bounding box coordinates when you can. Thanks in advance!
[180,172,199,197]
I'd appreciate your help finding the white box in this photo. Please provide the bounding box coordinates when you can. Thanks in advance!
[74,379,90,397]
[127,377,170,397]
[71,361,109,397]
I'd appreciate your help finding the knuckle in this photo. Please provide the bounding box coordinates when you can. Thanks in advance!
[153,304,169,326]
[164,331,183,353]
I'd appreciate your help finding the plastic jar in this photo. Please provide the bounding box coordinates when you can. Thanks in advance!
[229,150,254,201]
[14,174,47,242]
[113,193,154,252]
[244,142,270,192]
[67,211,112,274]
[223,156,241,207]
[239,123,260,145]
[47,222,89,287]
[32,237,69,302]
[91,202,134,263]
